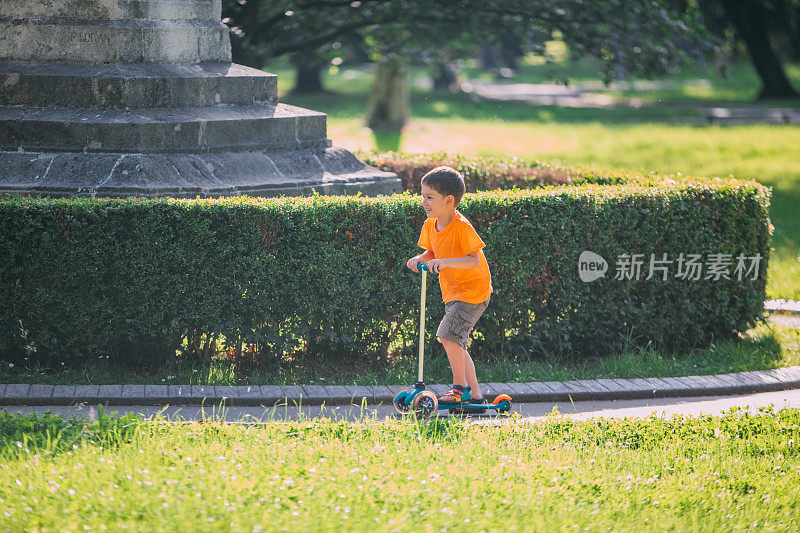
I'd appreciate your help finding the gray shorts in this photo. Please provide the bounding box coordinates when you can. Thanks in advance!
[436,297,490,349]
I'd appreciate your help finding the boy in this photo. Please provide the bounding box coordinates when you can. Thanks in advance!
[405,166,492,413]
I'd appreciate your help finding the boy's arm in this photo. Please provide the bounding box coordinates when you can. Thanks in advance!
[440,222,484,269]
[435,251,480,269]
[416,250,435,263]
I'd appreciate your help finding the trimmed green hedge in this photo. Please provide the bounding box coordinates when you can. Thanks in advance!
[359,151,628,192]
[0,176,771,366]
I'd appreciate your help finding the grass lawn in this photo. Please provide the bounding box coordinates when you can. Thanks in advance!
[2,322,797,387]
[270,55,800,300]
[2,407,799,531]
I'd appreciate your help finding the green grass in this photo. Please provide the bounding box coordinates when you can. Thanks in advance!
[2,407,800,531]
[268,54,800,300]
[3,322,797,387]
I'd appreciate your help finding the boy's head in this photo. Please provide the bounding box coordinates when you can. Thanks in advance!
[420,166,465,218]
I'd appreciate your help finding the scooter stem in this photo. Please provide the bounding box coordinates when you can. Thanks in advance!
[418,268,427,384]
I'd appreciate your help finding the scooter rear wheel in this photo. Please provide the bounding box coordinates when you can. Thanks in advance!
[393,389,413,414]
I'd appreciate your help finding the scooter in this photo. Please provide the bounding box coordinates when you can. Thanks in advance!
[393,262,512,417]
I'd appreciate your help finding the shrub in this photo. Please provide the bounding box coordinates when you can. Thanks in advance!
[359,151,627,192]
[0,174,771,367]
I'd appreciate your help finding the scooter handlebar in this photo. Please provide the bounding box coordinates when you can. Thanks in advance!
[417,262,429,272]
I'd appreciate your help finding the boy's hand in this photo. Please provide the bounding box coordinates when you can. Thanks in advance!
[406,257,421,272]
[426,259,447,273]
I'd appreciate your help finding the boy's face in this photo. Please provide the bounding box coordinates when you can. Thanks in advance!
[421,184,454,219]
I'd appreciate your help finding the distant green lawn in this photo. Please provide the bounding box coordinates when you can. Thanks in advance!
[270,55,800,300]
[2,407,799,531]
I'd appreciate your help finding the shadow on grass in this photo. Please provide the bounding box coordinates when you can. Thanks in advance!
[504,321,793,383]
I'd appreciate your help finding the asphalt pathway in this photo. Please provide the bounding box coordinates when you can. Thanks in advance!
[465,79,800,124]
[4,388,799,424]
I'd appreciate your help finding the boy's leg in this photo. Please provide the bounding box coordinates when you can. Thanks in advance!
[463,349,483,399]
[439,337,482,400]
[439,337,467,387]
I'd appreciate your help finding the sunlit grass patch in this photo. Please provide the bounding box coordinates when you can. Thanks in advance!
[2,407,799,531]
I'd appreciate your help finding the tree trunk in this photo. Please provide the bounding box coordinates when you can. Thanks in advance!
[500,42,523,71]
[291,53,325,94]
[432,61,457,90]
[793,5,800,61]
[480,44,500,71]
[202,332,215,360]
[719,0,799,99]
[366,58,409,133]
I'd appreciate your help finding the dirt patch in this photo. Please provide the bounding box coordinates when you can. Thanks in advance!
[327,119,576,155]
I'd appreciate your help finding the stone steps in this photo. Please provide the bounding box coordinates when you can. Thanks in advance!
[0,61,277,109]
[0,146,401,198]
[0,103,329,154]
[0,19,230,63]
[0,1,403,198]
[1,0,220,22]
[119,0,221,22]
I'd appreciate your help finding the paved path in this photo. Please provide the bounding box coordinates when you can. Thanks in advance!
[3,365,800,407]
[466,79,800,124]
[766,299,800,314]
[4,389,799,424]
[2,301,797,413]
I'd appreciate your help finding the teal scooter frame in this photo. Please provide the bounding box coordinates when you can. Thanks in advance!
[393,262,512,417]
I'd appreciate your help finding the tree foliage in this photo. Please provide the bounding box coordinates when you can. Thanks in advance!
[223,0,716,82]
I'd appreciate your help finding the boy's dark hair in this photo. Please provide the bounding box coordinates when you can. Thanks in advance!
[421,166,466,206]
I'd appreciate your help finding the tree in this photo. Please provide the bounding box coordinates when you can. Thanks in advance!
[671,1,800,99]
[717,0,798,98]
[223,0,717,132]
[721,0,800,99]
[290,51,327,94]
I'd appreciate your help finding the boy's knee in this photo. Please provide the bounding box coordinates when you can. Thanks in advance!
[438,337,464,350]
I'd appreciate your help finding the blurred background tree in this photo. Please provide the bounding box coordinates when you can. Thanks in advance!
[669,0,799,98]
[222,0,717,134]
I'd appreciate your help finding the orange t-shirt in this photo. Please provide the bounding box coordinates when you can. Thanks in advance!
[418,210,492,304]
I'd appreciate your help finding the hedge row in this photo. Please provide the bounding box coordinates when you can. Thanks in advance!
[0,176,771,366]
[359,151,628,192]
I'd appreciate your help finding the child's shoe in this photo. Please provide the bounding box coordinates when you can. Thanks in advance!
[438,385,469,405]
[453,396,488,415]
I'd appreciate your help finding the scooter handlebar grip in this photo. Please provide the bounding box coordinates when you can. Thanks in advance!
[417,262,429,272]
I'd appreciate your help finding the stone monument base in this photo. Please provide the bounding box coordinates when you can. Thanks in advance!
[0,146,399,198]
[0,1,400,198]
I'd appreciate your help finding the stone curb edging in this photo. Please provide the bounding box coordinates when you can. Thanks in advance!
[765,299,800,315]
[3,367,800,407]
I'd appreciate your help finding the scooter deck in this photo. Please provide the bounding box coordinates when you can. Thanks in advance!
[438,403,498,410]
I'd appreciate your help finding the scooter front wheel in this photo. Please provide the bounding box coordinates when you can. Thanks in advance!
[492,394,512,414]
[412,390,438,417]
